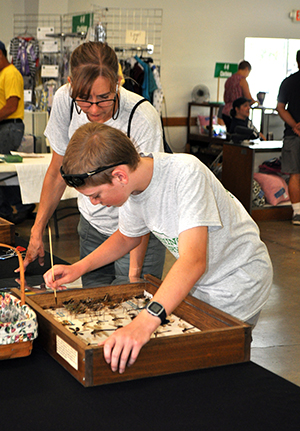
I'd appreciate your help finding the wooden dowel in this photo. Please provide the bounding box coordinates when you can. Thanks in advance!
[48,224,57,304]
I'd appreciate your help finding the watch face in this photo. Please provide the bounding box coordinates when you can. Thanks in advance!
[148,302,163,314]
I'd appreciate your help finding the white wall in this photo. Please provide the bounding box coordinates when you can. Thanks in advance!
[2,0,300,150]
[67,0,300,150]
[0,0,25,48]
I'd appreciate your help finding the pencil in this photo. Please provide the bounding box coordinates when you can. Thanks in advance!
[48,224,57,304]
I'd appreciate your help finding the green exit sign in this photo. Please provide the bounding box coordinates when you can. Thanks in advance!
[72,13,93,33]
[214,63,238,78]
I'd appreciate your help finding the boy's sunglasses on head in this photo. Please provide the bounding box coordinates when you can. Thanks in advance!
[60,162,128,188]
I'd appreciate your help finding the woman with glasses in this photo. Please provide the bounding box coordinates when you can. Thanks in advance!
[21,41,166,287]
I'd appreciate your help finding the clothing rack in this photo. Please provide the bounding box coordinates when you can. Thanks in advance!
[115,45,154,54]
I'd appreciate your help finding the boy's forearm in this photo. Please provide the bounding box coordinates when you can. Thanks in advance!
[150,226,208,316]
[151,255,206,316]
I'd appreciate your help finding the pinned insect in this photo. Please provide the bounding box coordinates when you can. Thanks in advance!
[69,326,84,336]
[46,290,200,344]
[62,294,124,315]
[153,329,172,337]
[110,315,125,323]
[61,320,73,326]
[91,325,123,336]
[182,327,195,333]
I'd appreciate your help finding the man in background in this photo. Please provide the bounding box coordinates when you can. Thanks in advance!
[222,60,256,132]
[277,50,300,225]
[0,40,35,223]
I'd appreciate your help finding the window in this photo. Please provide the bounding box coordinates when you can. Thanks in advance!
[244,37,300,108]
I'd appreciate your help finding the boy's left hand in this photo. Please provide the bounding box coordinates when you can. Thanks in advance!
[98,309,160,373]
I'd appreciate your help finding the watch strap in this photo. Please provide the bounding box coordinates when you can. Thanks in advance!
[146,301,167,324]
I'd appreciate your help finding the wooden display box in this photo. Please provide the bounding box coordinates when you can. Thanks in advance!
[12,275,251,387]
[0,218,15,245]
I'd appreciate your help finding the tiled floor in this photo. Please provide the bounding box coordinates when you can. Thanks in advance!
[14,203,300,387]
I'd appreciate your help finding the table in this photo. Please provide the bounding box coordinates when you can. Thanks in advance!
[0,153,79,236]
[1,238,300,430]
[0,237,69,289]
[0,153,78,204]
[0,341,299,431]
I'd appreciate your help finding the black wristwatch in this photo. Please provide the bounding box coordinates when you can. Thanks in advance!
[145,301,167,324]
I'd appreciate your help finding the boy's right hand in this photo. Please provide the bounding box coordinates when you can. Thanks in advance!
[43,264,79,290]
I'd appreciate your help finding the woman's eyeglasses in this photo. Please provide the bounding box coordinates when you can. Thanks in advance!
[60,162,128,188]
[74,94,117,110]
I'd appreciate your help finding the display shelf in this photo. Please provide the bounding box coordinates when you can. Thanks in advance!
[186,102,226,165]
[221,141,292,221]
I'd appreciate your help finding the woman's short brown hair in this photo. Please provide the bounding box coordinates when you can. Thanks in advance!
[70,42,119,99]
[62,123,140,187]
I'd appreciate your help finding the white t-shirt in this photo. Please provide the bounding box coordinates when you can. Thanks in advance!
[45,84,164,235]
[119,152,273,321]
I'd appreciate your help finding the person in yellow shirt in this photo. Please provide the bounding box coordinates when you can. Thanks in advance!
[0,40,24,152]
[0,40,35,223]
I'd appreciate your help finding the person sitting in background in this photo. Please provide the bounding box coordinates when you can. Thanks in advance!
[222,60,256,132]
[0,40,35,223]
[229,97,266,140]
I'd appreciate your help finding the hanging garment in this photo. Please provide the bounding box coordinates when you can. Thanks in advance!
[127,60,144,95]
[9,37,39,78]
[150,64,164,116]
[134,55,157,102]
[119,55,164,115]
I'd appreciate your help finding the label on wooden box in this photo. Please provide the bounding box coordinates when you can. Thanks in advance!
[56,335,78,370]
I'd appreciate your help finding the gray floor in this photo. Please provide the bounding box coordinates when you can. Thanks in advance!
[250,220,300,387]
[15,206,300,387]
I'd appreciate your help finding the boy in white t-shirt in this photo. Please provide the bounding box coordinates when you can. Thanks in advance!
[44,122,273,375]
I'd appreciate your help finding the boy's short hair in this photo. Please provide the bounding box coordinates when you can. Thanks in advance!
[62,123,140,187]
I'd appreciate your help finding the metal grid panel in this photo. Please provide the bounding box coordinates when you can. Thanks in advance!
[62,8,163,66]
[61,11,88,34]
[13,14,62,38]
[14,9,162,65]
[95,8,163,65]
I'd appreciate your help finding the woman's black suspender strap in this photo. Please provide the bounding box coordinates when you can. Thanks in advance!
[127,98,172,153]
[127,99,149,138]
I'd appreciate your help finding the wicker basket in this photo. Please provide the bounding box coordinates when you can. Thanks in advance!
[0,243,38,359]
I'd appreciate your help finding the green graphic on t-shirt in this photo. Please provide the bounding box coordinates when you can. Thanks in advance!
[152,230,179,255]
